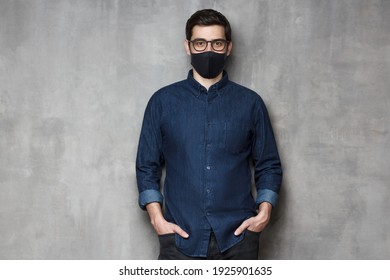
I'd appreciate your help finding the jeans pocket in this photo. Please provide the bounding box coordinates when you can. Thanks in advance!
[158,233,175,249]
[246,229,261,236]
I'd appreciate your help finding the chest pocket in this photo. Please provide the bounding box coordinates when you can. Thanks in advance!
[224,122,252,154]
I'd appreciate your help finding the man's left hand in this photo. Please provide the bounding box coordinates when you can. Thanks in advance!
[234,202,272,236]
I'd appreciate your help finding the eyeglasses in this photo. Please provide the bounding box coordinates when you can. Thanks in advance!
[188,39,229,52]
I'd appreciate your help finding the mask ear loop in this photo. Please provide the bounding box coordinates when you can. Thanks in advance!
[187,40,195,55]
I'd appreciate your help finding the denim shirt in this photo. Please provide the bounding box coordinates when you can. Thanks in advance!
[136,70,282,257]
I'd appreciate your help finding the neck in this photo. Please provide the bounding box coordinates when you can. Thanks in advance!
[193,70,223,91]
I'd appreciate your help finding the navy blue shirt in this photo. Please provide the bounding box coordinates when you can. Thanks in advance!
[136,70,282,257]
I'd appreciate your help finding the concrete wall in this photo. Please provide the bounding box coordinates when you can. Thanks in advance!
[0,0,389,259]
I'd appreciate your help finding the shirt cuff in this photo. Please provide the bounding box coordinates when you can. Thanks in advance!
[256,189,279,208]
[138,189,163,210]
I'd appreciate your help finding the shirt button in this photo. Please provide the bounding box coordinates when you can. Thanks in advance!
[206,166,211,170]
[206,189,210,193]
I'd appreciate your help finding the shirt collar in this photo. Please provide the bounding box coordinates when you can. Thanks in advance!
[187,70,229,97]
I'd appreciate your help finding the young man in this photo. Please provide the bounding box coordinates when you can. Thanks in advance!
[136,9,282,260]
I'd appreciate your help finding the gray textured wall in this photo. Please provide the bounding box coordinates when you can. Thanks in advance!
[0,0,389,259]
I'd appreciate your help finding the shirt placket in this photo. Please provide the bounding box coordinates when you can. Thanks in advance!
[204,87,218,220]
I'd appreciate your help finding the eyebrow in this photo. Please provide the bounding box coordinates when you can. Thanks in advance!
[191,38,226,41]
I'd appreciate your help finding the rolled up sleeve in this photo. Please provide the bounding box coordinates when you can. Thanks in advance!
[136,93,165,210]
[252,97,283,208]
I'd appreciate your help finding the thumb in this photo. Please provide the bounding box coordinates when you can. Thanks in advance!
[234,221,249,236]
[173,225,189,239]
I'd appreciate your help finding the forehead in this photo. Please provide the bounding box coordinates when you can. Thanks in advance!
[191,25,225,40]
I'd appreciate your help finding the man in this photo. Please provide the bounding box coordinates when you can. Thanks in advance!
[136,9,282,260]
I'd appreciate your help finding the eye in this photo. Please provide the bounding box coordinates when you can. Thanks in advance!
[194,40,206,47]
[212,40,226,51]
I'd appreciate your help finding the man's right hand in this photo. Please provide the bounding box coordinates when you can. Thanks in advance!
[146,202,189,238]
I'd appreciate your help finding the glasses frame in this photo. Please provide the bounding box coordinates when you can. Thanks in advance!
[188,39,230,52]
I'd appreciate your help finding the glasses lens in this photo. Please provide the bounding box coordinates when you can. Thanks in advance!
[211,40,227,51]
[192,39,207,51]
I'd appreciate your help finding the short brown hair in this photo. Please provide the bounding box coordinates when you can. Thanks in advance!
[185,9,232,41]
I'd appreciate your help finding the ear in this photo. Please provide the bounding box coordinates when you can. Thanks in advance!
[227,41,233,56]
[184,39,191,56]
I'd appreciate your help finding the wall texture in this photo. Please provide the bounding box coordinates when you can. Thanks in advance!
[0,0,389,259]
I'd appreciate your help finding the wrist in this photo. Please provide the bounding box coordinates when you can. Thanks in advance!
[258,202,272,213]
[146,202,165,225]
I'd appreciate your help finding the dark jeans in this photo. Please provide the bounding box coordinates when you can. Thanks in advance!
[158,231,260,260]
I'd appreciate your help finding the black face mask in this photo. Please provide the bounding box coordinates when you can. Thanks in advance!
[190,51,227,79]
